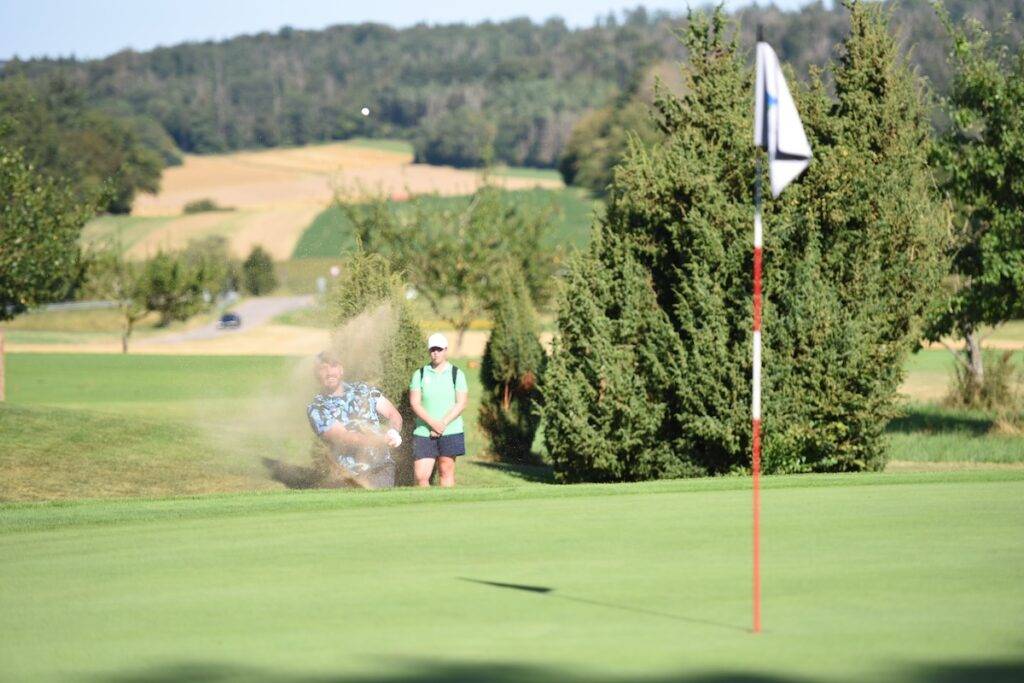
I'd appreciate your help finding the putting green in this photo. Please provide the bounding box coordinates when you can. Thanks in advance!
[2,471,1022,682]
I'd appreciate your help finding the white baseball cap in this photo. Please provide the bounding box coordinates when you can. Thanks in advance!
[427,333,449,350]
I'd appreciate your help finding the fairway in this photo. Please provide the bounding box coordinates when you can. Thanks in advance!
[1,472,1022,682]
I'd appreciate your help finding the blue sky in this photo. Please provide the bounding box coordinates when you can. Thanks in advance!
[1,0,819,61]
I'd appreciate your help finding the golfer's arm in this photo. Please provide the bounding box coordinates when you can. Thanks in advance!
[321,423,379,448]
[440,391,468,428]
[376,396,403,431]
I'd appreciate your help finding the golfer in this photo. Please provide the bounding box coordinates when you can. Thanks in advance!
[409,333,468,487]
[307,350,403,488]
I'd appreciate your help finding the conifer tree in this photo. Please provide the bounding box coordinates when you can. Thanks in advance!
[543,3,949,481]
[542,228,697,482]
[478,265,546,463]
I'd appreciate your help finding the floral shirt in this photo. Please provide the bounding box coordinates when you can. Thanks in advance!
[307,382,391,465]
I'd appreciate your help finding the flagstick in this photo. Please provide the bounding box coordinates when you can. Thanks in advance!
[752,152,764,634]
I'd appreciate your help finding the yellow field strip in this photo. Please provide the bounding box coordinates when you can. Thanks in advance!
[122,141,563,260]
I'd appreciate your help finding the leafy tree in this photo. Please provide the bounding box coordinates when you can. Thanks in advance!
[241,245,278,296]
[342,187,558,351]
[544,4,949,481]
[927,7,1024,403]
[0,145,94,321]
[142,249,220,327]
[414,107,495,168]
[478,265,546,463]
[558,92,663,195]
[183,235,238,296]
[0,77,163,214]
[82,245,150,354]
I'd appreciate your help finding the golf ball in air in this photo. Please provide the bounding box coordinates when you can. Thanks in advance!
[361,107,370,116]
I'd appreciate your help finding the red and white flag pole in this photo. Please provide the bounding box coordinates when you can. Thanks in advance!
[752,31,812,634]
[752,154,764,634]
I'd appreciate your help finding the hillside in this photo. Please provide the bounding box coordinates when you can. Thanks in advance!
[3,1,1020,168]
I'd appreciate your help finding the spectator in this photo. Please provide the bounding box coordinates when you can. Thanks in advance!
[409,333,468,486]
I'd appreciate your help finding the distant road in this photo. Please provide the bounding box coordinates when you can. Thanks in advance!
[139,295,314,345]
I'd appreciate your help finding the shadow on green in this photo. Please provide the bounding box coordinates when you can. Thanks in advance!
[887,406,994,436]
[92,658,1024,683]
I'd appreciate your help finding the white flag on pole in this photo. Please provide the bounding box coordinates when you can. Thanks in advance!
[754,42,812,197]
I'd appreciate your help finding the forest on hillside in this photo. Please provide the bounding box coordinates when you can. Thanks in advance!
[2,1,1020,170]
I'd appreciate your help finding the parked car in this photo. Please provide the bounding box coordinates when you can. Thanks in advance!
[217,312,242,329]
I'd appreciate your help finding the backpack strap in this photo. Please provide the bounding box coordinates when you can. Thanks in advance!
[419,364,460,390]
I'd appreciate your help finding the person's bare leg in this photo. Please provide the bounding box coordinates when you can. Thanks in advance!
[414,458,435,487]
[438,456,456,487]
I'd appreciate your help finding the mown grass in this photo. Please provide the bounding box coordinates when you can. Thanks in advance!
[1,470,1021,682]
[887,404,1024,463]
[291,187,598,259]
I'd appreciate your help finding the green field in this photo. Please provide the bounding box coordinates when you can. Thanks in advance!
[1,471,1022,682]
[292,188,598,259]
[80,213,177,250]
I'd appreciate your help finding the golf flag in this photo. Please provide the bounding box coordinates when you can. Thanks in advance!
[754,41,812,197]
[749,37,812,634]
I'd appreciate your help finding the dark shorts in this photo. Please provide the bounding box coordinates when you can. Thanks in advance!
[412,433,466,460]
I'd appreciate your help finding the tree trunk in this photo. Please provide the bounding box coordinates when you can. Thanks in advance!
[0,328,5,402]
[122,316,132,354]
[965,329,984,389]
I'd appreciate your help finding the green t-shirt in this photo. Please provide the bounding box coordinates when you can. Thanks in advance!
[409,363,468,437]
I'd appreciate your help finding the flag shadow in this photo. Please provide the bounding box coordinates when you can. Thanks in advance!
[458,577,748,633]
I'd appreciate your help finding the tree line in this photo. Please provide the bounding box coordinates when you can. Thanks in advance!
[3,2,1018,171]
[560,0,1024,195]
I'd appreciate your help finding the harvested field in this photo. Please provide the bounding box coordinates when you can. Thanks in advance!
[116,141,563,259]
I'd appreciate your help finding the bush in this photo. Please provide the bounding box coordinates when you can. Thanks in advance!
[241,245,277,295]
[478,265,546,463]
[945,349,1023,416]
[184,235,238,295]
[183,198,231,214]
[543,6,950,481]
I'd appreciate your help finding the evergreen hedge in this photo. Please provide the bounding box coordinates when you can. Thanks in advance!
[542,3,950,482]
[478,265,546,463]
